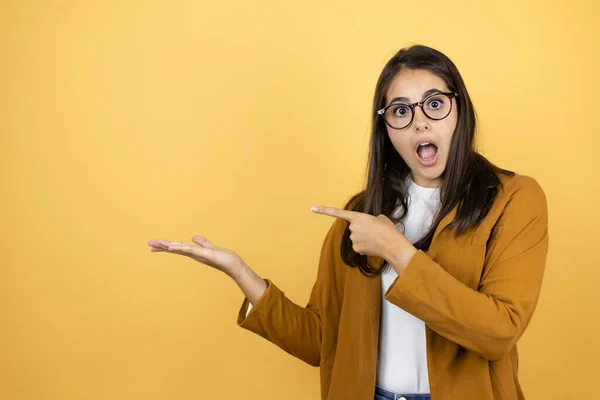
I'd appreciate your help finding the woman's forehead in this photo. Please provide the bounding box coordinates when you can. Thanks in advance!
[386,69,449,102]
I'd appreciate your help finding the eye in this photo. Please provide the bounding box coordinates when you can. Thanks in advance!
[391,105,410,117]
[426,96,445,110]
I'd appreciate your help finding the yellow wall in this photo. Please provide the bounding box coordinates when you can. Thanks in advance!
[1,0,597,399]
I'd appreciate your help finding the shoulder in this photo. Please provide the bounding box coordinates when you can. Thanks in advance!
[467,172,549,251]
[488,173,548,233]
[496,173,547,210]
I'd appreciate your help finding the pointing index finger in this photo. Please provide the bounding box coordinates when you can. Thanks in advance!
[311,206,358,221]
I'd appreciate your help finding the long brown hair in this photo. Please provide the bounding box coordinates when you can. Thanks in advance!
[342,45,514,276]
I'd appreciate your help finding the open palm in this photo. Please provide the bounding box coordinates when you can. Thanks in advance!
[148,236,243,277]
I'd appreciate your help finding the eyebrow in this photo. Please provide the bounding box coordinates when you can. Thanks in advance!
[388,88,445,104]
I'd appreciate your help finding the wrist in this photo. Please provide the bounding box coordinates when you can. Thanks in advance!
[386,237,417,273]
[228,258,249,282]
[230,261,268,305]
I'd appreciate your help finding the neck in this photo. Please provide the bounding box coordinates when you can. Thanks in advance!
[409,173,440,189]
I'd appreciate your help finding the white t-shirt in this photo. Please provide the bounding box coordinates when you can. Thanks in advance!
[377,177,440,393]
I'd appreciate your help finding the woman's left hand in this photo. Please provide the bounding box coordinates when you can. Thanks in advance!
[311,205,417,270]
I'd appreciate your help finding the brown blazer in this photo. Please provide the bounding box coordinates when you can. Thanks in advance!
[238,173,548,400]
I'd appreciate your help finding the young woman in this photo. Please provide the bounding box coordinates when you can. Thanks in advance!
[148,45,548,400]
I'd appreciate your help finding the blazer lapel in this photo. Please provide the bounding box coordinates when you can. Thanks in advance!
[429,205,458,256]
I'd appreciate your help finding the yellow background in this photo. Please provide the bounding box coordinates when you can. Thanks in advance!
[1,0,598,399]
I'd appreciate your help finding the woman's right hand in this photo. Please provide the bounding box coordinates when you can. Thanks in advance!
[147,236,245,279]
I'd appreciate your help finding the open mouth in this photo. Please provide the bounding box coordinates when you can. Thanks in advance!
[416,142,439,166]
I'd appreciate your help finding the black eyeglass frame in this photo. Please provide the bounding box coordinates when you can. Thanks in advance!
[377,91,459,130]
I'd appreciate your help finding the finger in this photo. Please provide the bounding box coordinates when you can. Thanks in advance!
[148,239,171,249]
[192,236,216,249]
[168,242,211,258]
[150,246,185,255]
[311,206,359,221]
[170,249,190,257]
[149,241,179,253]
[167,242,190,256]
[157,239,171,247]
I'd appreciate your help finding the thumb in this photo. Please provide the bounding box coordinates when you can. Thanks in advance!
[192,235,217,249]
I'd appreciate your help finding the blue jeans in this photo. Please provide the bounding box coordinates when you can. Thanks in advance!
[374,385,431,400]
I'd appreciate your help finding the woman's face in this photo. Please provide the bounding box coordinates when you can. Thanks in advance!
[384,68,458,188]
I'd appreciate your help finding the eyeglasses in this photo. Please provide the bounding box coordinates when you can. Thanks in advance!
[377,91,458,130]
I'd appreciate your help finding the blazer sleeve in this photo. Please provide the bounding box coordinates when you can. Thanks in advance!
[384,178,549,361]
[236,218,346,367]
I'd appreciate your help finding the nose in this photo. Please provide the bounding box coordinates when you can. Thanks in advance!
[412,106,431,132]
